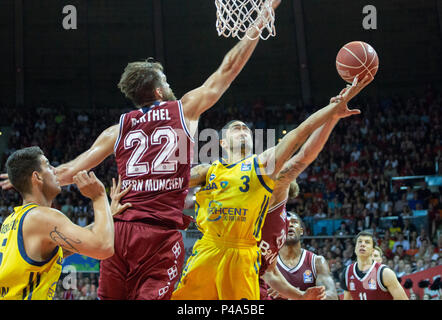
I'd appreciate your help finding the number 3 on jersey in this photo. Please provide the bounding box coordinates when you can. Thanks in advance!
[124,126,178,176]
[239,175,250,192]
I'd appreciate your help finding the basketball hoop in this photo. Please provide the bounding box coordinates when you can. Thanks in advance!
[215,0,276,40]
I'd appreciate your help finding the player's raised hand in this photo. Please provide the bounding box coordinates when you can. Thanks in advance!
[110,175,132,216]
[331,74,373,119]
[271,0,282,10]
[342,73,374,103]
[303,285,326,300]
[0,173,13,190]
[73,170,106,201]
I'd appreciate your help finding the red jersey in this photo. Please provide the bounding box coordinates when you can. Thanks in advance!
[114,100,194,229]
[258,200,288,300]
[259,200,288,276]
[276,249,318,294]
[344,262,393,300]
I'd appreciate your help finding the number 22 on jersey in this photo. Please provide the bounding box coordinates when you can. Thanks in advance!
[124,126,178,176]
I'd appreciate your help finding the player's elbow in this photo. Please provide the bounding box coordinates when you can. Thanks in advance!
[92,235,115,260]
[94,243,115,260]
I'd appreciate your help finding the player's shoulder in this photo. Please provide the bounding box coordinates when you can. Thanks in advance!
[24,206,65,225]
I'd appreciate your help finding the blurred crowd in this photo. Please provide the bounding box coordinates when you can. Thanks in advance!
[0,84,441,299]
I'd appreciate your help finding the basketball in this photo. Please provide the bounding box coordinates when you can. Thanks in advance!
[336,41,379,83]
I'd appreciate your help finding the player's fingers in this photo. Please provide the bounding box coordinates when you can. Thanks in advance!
[361,73,373,86]
[117,184,132,199]
[117,175,122,190]
[77,170,89,183]
[121,203,132,210]
[352,75,359,87]
[88,171,98,182]
[348,109,362,115]
[72,174,81,187]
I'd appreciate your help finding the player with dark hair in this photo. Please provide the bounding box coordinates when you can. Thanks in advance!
[172,75,373,300]
[0,146,115,300]
[258,91,358,300]
[266,211,338,300]
[342,231,409,300]
[0,0,286,300]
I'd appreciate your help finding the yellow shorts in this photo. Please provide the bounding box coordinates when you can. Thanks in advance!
[171,234,261,300]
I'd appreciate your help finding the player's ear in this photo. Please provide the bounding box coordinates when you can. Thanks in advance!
[220,138,228,150]
[154,87,163,100]
[31,171,44,187]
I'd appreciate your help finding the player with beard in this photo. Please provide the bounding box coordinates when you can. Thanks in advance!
[0,0,284,300]
[172,75,373,300]
[342,231,408,300]
[267,211,338,300]
[257,89,363,300]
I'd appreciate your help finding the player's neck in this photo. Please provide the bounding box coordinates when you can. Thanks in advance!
[226,150,252,164]
[23,192,53,208]
[280,242,302,261]
[357,256,374,271]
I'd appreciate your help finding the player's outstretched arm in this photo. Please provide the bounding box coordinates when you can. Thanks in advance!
[189,164,211,188]
[259,74,372,180]
[382,267,409,300]
[314,255,339,300]
[181,0,282,122]
[269,95,344,206]
[263,260,326,300]
[56,124,119,186]
[24,171,114,260]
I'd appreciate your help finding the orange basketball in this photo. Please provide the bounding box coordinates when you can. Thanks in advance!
[336,41,379,83]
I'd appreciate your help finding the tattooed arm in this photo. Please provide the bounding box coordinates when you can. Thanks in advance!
[22,171,115,261]
[258,102,338,180]
[268,118,340,208]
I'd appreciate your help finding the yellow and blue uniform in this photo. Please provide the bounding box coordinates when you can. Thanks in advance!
[0,203,63,300]
[172,155,274,300]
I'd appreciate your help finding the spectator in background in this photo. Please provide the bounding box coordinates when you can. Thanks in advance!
[406,240,419,257]
[393,232,410,252]
[416,228,429,248]
[394,194,408,214]
[402,218,417,239]
[403,262,413,276]
[395,260,406,278]
[423,293,431,300]
[408,191,424,210]
[395,245,406,259]
[409,292,419,300]
[61,197,74,216]
[415,258,425,272]
[335,221,350,236]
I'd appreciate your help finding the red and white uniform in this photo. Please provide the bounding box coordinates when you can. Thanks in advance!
[99,100,195,300]
[274,248,318,299]
[344,262,393,300]
[258,200,288,300]
[114,100,194,229]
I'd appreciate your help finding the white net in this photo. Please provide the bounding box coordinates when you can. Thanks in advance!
[215,0,276,40]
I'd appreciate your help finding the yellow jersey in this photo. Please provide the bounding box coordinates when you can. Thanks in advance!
[0,203,63,300]
[195,154,274,243]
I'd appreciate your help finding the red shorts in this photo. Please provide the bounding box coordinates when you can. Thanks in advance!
[98,220,185,300]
